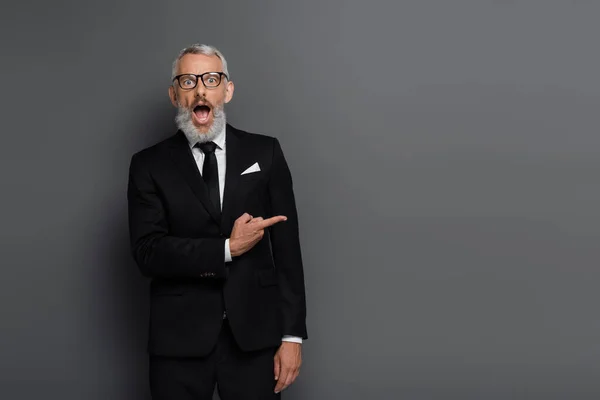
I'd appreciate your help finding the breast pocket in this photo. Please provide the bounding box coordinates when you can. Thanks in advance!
[239,172,264,185]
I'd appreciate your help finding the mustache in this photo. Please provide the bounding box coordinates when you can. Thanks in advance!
[177,99,217,111]
[193,99,213,109]
[177,99,220,111]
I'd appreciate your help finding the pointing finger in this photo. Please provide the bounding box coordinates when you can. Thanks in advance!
[256,215,287,230]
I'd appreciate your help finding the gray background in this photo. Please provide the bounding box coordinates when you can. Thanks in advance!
[1,1,599,399]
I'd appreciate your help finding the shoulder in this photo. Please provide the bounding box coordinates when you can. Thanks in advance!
[130,132,179,162]
[228,124,278,145]
[128,131,180,174]
[227,124,284,157]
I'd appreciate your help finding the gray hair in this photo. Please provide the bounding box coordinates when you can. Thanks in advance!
[171,44,230,80]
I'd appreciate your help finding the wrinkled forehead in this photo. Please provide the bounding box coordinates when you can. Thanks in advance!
[176,53,224,75]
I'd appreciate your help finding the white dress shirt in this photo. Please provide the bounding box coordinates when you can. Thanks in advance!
[187,126,302,344]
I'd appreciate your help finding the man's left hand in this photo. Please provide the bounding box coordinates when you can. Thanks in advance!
[273,342,302,393]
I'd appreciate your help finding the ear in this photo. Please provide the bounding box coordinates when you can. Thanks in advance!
[168,85,178,107]
[224,80,235,104]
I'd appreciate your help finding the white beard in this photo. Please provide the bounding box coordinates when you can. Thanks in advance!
[175,103,226,144]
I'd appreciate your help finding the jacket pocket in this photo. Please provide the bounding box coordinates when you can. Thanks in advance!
[152,284,185,296]
[257,269,278,287]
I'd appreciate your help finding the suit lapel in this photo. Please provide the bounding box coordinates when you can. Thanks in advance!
[168,130,221,224]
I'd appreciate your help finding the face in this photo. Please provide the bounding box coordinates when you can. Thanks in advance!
[169,53,234,134]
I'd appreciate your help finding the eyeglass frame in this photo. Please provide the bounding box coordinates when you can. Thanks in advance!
[172,72,229,90]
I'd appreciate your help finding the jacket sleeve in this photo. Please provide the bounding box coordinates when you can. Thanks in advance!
[267,138,308,340]
[127,153,226,279]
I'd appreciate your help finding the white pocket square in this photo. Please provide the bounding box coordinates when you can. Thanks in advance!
[241,162,261,175]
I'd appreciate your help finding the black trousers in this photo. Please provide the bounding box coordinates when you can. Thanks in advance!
[149,318,281,400]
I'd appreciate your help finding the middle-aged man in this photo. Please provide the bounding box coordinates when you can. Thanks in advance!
[127,43,308,399]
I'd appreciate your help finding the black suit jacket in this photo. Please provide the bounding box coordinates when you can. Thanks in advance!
[127,124,307,357]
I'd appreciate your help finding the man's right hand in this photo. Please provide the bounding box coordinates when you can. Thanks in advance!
[229,213,287,257]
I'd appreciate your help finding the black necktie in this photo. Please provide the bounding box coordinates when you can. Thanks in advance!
[196,141,221,217]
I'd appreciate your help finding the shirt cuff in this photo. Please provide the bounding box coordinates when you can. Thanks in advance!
[224,239,232,263]
[282,335,303,344]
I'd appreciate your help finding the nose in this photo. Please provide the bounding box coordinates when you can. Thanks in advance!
[195,81,207,98]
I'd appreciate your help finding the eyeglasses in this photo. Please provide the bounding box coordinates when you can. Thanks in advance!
[172,72,228,89]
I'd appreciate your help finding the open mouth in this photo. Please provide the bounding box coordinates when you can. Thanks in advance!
[193,104,211,124]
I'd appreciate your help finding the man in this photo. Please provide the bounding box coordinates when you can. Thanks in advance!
[127,44,307,399]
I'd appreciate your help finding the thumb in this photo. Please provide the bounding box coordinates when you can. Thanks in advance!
[274,354,280,380]
[237,213,253,224]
